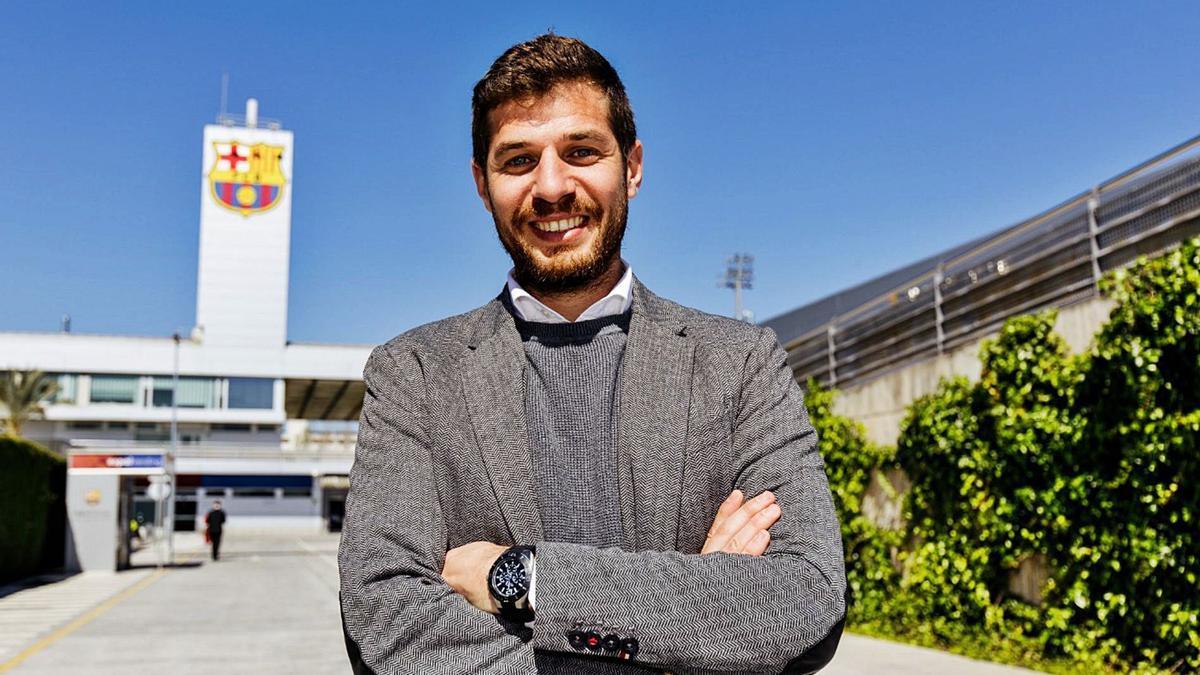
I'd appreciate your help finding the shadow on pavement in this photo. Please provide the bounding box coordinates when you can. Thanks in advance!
[0,571,80,599]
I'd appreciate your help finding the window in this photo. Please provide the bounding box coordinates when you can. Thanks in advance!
[50,374,77,404]
[282,487,312,498]
[212,423,252,432]
[152,377,217,408]
[309,420,359,434]
[232,488,276,498]
[90,375,138,404]
[228,378,274,409]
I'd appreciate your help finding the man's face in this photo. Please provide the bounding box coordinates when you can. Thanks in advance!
[473,81,643,292]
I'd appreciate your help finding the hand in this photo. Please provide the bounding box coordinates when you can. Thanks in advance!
[701,489,780,556]
[442,541,507,614]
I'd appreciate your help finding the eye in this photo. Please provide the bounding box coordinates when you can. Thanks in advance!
[568,147,599,160]
[503,155,534,169]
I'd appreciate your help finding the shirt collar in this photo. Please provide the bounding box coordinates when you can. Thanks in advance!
[506,263,633,324]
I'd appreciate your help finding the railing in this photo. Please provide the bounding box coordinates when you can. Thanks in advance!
[215,112,284,130]
[781,133,1200,389]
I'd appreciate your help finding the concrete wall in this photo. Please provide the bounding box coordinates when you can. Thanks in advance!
[832,296,1116,446]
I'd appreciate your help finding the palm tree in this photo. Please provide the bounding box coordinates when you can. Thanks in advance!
[0,369,60,436]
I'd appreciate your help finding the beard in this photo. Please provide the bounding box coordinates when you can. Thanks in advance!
[491,184,627,295]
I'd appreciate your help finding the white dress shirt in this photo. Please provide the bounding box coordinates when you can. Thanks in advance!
[506,263,633,323]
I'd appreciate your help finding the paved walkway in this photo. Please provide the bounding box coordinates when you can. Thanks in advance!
[0,530,1035,674]
[2,531,345,674]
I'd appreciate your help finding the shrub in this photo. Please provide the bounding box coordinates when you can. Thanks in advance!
[814,237,1200,672]
[0,435,65,582]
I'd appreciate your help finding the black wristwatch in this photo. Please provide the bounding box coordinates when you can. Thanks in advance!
[488,545,535,623]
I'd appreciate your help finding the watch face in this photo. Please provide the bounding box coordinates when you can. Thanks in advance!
[490,557,528,600]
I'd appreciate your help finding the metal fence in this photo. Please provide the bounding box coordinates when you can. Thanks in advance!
[783,134,1200,389]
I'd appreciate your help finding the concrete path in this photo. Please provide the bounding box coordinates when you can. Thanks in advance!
[3,531,346,674]
[0,568,154,666]
[825,633,1037,674]
[1,530,1036,674]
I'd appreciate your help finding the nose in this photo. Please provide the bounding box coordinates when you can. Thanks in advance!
[530,147,575,205]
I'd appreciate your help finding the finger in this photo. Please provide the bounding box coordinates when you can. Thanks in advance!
[715,489,744,520]
[703,490,746,554]
[744,530,771,556]
[710,487,777,552]
[724,502,780,554]
[710,491,775,543]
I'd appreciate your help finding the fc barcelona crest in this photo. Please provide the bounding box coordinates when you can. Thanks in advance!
[208,142,286,216]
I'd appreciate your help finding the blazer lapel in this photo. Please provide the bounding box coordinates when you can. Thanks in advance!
[617,281,695,552]
[460,299,543,545]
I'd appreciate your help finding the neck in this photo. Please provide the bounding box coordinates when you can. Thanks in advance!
[523,257,625,321]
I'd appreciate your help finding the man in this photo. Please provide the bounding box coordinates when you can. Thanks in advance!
[205,500,226,561]
[339,35,846,674]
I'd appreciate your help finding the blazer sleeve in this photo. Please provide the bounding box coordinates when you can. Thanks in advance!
[529,328,847,674]
[338,345,537,675]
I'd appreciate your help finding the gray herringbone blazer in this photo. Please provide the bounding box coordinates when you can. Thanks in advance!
[338,280,846,674]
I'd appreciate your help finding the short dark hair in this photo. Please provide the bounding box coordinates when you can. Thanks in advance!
[471,34,636,170]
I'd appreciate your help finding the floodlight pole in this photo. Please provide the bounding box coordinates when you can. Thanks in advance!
[723,254,755,322]
[167,331,180,565]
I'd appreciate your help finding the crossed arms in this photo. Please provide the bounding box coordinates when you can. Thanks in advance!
[338,329,846,674]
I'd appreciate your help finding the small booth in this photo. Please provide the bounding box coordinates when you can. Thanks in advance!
[65,448,173,572]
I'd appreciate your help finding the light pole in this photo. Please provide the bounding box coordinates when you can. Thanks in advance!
[167,331,180,565]
[723,254,755,322]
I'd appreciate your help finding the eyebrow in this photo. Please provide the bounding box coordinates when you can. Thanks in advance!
[490,130,612,161]
[565,130,609,144]
[491,140,530,158]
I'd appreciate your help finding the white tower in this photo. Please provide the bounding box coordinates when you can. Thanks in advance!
[195,99,294,348]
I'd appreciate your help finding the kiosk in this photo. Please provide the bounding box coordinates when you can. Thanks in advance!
[65,448,172,571]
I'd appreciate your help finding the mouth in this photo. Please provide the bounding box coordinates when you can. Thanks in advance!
[528,214,590,243]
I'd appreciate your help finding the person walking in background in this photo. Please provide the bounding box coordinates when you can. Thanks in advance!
[204,500,226,561]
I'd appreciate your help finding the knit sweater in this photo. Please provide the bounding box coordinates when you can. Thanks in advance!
[515,312,631,550]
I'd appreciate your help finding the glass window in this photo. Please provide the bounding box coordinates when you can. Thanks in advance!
[228,378,274,409]
[232,488,276,498]
[281,487,312,498]
[152,377,217,408]
[90,375,138,404]
[50,373,77,404]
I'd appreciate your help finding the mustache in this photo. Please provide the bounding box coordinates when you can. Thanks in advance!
[520,194,603,221]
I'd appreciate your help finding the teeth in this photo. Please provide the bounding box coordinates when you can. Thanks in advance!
[533,216,584,232]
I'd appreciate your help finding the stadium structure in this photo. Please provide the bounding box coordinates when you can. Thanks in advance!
[763,133,1200,445]
[0,100,370,533]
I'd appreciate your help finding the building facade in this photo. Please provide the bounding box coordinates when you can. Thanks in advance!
[0,101,371,532]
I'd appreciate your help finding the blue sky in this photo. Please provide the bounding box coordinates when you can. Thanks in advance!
[3,2,1200,344]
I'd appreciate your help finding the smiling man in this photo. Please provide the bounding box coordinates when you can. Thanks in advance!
[338,35,846,674]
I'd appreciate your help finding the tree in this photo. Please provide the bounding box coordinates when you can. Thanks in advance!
[0,370,60,437]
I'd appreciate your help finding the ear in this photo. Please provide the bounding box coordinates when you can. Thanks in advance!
[471,160,493,213]
[625,140,644,199]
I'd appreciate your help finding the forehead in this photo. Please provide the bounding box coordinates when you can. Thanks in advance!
[487,82,613,149]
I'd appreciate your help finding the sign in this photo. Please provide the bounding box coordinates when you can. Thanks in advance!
[70,453,166,475]
[208,141,286,216]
